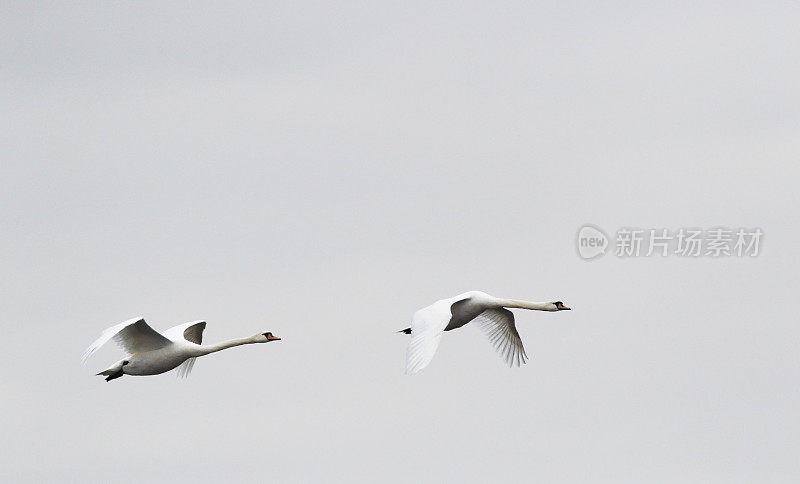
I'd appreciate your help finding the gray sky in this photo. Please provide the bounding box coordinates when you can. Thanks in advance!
[2,2,799,482]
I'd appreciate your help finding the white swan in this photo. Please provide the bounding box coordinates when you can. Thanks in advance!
[399,291,570,374]
[83,317,281,381]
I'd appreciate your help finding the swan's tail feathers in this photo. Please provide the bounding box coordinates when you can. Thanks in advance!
[97,367,124,382]
[96,367,117,376]
[96,360,125,381]
[398,328,412,334]
[104,371,124,382]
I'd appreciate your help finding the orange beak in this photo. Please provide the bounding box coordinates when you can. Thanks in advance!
[267,334,281,341]
[556,302,571,310]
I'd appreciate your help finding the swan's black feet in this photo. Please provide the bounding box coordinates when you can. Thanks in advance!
[398,328,412,334]
[104,370,124,382]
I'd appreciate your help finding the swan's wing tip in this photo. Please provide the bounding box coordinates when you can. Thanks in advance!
[81,343,102,364]
[175,357,197,379]
[405,356,434,375]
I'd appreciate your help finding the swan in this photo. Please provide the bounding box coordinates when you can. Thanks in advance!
[82,317,281,381]
[399,291,570,374]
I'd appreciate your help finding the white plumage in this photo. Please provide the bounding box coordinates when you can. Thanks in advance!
[83,317,281,382]
[401,291,570,374]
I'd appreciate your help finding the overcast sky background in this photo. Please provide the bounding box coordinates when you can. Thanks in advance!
[2,2,799,482]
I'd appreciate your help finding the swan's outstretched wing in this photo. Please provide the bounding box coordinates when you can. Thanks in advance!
[163,321,206,344]
[163,321,207,378]
[405,299,454,374]
[82,317,172,362]
[474,308,528,367]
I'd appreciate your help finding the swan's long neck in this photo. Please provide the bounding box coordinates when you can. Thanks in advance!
[495,299,555,311]
[194,337,257,356]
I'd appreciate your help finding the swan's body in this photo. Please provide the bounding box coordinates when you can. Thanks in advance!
[400,291,570,374]
[83,317,281,381]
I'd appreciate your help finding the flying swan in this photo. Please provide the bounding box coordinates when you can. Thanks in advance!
[399,291,570,374]
[83,317,281,381]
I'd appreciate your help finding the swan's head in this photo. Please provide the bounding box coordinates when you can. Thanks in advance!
[256,331,281,343]
[553,301,570,311]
